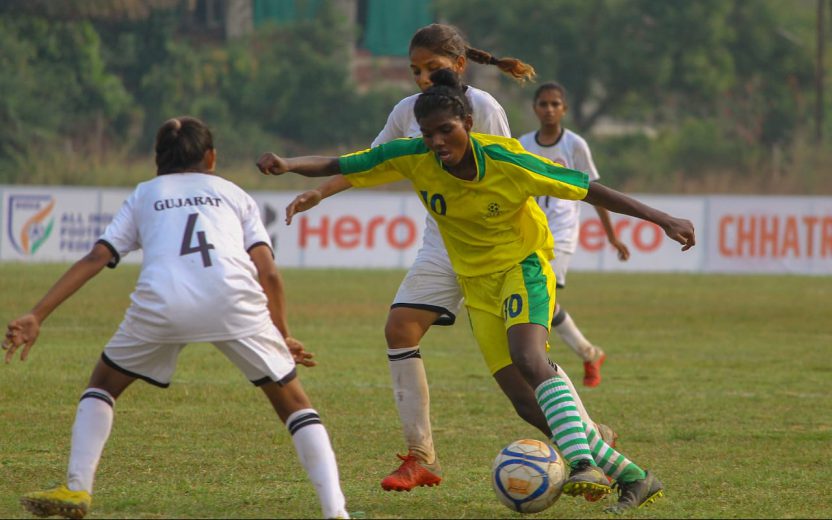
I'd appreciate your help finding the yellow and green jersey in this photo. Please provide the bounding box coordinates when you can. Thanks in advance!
[339,133,589,277]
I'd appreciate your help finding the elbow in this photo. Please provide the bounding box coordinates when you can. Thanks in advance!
[262,269,281,286]
[259,267,283,292]
[326,158,342,176]
[83,245,114,269]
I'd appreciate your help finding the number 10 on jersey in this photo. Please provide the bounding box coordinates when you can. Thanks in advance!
[419,190,447,216]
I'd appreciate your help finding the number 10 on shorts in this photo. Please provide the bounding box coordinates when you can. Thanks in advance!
[502,293,523,319]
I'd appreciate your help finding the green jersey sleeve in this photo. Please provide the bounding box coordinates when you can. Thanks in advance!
[339,138,430,188]
[483,142,589,200]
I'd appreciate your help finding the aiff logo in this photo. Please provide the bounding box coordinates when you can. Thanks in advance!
[7,195,56,255]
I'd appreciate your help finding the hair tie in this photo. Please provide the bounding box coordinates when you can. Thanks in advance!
[488,56,499,65]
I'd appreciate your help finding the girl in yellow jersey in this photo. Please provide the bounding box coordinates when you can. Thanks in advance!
[282,24,528,491]
[257,70,695,514]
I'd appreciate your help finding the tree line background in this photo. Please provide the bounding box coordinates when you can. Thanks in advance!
[1,0,830,194]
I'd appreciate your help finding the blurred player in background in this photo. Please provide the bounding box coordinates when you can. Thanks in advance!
[258,69,696,513]
[3,117,349,520]
[519,82,631,388]
[284,23,541,492]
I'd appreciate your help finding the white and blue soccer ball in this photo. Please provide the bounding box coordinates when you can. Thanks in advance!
[491,439,566,514]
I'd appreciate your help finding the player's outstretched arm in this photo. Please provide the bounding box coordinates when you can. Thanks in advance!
[592,204,631,261]
[285,175,352,225]
[584,183,695,251]
[3,242,113,363]
[256,153,341,178]
[248,244,315,367]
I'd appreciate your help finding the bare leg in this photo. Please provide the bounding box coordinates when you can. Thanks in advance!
[493,364,551,436]
[86,357,137,398]
[506,324,557,388]
[259,377,313,422]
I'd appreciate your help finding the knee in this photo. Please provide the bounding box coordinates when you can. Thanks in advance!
[509,353,557,389]
[384,317,421,347]
[87,359,134,399]
[508,349,537,379]
[261,380,312,422]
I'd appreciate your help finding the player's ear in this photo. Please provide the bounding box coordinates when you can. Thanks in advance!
[203,148,217,172]
[454,54,466,74]
[463,114,473,132]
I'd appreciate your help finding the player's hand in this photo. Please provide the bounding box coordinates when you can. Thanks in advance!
[285,336,317,368]
[3,314,40,363]
[662,217,696,251]
[285,190,323,225]
[610,239,630,261]
[256,153,289,176]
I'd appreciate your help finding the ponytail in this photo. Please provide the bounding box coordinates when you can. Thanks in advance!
[410,23,536,84]
[465,46,536,83]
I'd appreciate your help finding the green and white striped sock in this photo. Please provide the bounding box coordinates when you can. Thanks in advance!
[584,421,646,483]
[535,377,595,468]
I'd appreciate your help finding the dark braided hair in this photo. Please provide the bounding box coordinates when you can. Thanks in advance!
[409,23,536,83]
[155,116,214,175]
[414,69,472,122]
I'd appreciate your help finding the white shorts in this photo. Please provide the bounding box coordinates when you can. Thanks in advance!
[391,251,463,326]
[102,324,296,388]
[551,249,573,289]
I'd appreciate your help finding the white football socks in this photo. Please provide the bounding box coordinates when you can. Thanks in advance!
[286,409,348,519]
[554,311,602,362]
[67,388,115,493]
[387,346,436,465]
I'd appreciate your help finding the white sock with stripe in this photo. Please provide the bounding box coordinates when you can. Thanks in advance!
[535,377,595,468]
[286,409,348,519]
[553,309,601,362]
[387,346,435,464]
[67,388,115,493]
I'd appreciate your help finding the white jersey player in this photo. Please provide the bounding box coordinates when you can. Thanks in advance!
[518,82,631,388]
[278,24,617,494]
[3,117,349,519]
[370,84,510,324]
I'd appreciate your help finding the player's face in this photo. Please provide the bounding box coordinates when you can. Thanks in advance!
[533,89,567,127]
[410,47,466,93]
[418,110,473,168]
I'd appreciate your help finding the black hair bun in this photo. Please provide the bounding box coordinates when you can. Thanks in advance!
[429,68,463,90]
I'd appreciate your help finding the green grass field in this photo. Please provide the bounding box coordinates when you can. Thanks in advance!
[1,265,831,519]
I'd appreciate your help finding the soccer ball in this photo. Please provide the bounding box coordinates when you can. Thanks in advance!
[491,439,566,514]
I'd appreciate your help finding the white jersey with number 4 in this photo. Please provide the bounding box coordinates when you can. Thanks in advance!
[518,129,600,254]
[99,173,274,343]
[373,86,511,265]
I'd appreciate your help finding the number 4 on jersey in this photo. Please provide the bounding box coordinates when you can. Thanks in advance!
[180,213,215,267]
